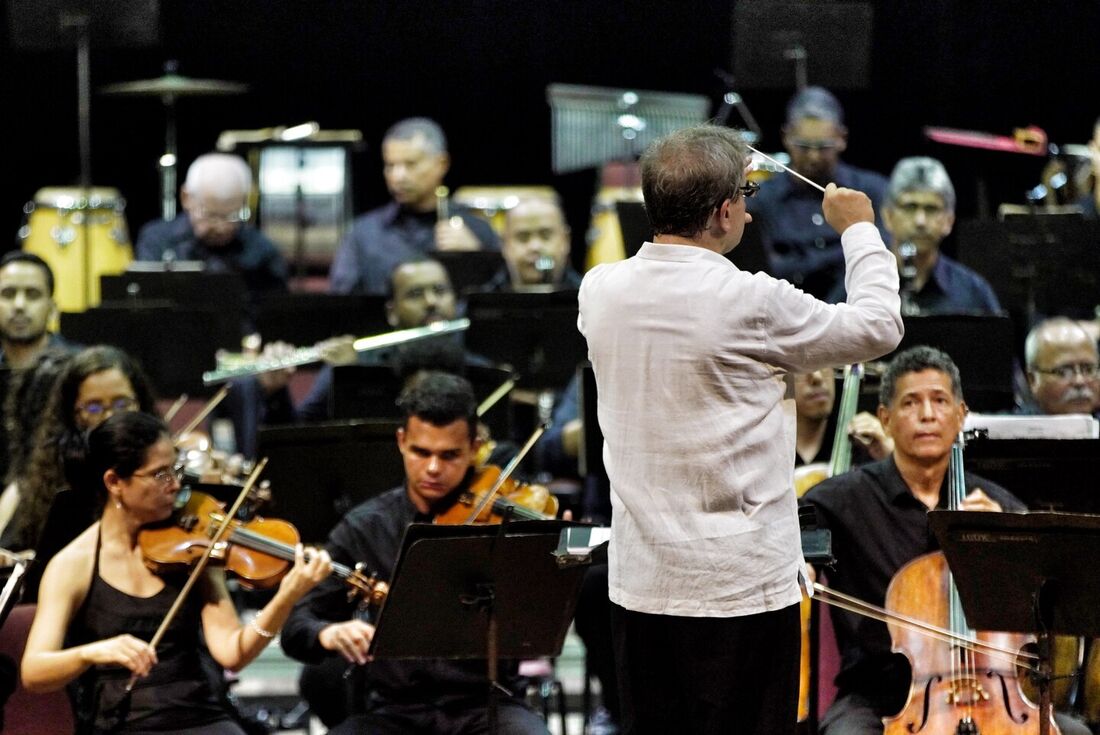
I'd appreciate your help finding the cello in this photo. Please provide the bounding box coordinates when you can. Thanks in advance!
[794,364,862,724]
[881,433,1058,734]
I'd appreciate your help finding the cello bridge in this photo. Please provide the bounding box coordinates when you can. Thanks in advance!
[946,678,988,704]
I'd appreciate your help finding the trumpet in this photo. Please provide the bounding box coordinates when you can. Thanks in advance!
[202,318,471,385]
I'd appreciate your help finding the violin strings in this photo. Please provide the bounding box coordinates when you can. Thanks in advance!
[224,522,357,579]
[813,584,1041,674]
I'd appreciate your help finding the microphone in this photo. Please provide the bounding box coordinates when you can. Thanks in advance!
[898,242,920,317]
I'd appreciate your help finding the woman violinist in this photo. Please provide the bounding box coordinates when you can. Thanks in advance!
[21,411,332,734]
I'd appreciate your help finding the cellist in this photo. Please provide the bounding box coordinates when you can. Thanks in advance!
[800,346,1091,735]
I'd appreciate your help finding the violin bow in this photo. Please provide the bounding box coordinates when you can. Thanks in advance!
[125,457,268,691]
[162,394,189,423]
[462,422,548,524]
[172,384,231,441]
[476,375,517,418]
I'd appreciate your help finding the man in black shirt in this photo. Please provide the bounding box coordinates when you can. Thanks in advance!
[280,372,547,734]
[801,346,1090,735]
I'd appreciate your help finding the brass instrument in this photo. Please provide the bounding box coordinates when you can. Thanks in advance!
[435,185,464,230]
[202,318,470,385]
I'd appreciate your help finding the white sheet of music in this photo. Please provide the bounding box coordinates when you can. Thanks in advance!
[964,413,1099,440]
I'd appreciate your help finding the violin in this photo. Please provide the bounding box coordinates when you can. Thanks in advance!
[433,464,559,525]
[138,489,388,608]
[882,434,1058,734]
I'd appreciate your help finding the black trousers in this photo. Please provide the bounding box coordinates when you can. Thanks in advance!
[611,601,801,735]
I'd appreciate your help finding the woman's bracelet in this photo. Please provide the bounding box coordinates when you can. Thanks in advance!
[249,617,276,640]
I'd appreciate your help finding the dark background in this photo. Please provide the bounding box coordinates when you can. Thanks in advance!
[3,0,1098,268]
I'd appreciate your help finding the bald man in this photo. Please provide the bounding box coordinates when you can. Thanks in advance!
[136,153,288,299]
[483,197,582,291]
[1025,317,1100,416]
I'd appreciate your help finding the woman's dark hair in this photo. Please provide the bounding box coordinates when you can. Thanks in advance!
[87,412,171,502]
[3,349,73,485]
[9,346,157,550]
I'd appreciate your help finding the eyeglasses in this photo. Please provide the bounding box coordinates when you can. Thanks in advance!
[195,205,251,225]
[131,465,185,487]
[788,138,842,151]
[739,181,760,199]
[1034,363,1099,381]
[75,396,138,420]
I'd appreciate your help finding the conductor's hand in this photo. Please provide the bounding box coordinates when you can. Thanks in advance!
[80,635,158,677]
[822,183,875,234]
[959,489,1003,513]
[319,620,375,665]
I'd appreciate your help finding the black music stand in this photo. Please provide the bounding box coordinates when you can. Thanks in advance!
[465,290,586,390]
[956,217,1100,326]
[887,314,1016,413]
[431,251,505,295]
[930,510,1100,735]
[369,522,587,733]
[963,438,1100,513]
[60,304,222,395]
[253,293,388,346]
[257,420,404,544]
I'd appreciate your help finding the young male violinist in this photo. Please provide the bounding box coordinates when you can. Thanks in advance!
[280,371,549,734]
[800,346,1090,735]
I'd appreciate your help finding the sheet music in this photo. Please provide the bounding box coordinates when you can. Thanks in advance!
[964,413,1099,440]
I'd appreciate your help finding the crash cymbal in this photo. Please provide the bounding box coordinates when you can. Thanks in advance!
[99,73,248,98]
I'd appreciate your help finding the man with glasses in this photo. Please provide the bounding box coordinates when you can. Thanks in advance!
[135,153,289,300]
[1025,317,1099,416]
[748,86,888,299]
[578,123,902,734]
[826,157,1001,315]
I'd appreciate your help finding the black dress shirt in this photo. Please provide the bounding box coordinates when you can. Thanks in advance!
[281,485,527,709]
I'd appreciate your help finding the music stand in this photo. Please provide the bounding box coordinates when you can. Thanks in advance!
[465,290,587,390]
[369,521,587,733]
[887,314,1016,413]
[431,251,506,295]
[60,304,222,395]
[257,420,404,544]
[961,438,1100,513]
[100,270,245,350]
[930,510,1100,735]
[956,217,1100,326]
[253,293,388,346]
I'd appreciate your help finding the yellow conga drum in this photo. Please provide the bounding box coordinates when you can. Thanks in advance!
[19,186,133,312]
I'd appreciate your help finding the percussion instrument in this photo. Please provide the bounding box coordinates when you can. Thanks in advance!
[19,186,132,312]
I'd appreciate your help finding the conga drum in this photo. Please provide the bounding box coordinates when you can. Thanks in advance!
[19,186,133,312]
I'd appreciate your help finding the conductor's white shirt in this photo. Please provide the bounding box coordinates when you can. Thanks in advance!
[578,222,902,617]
